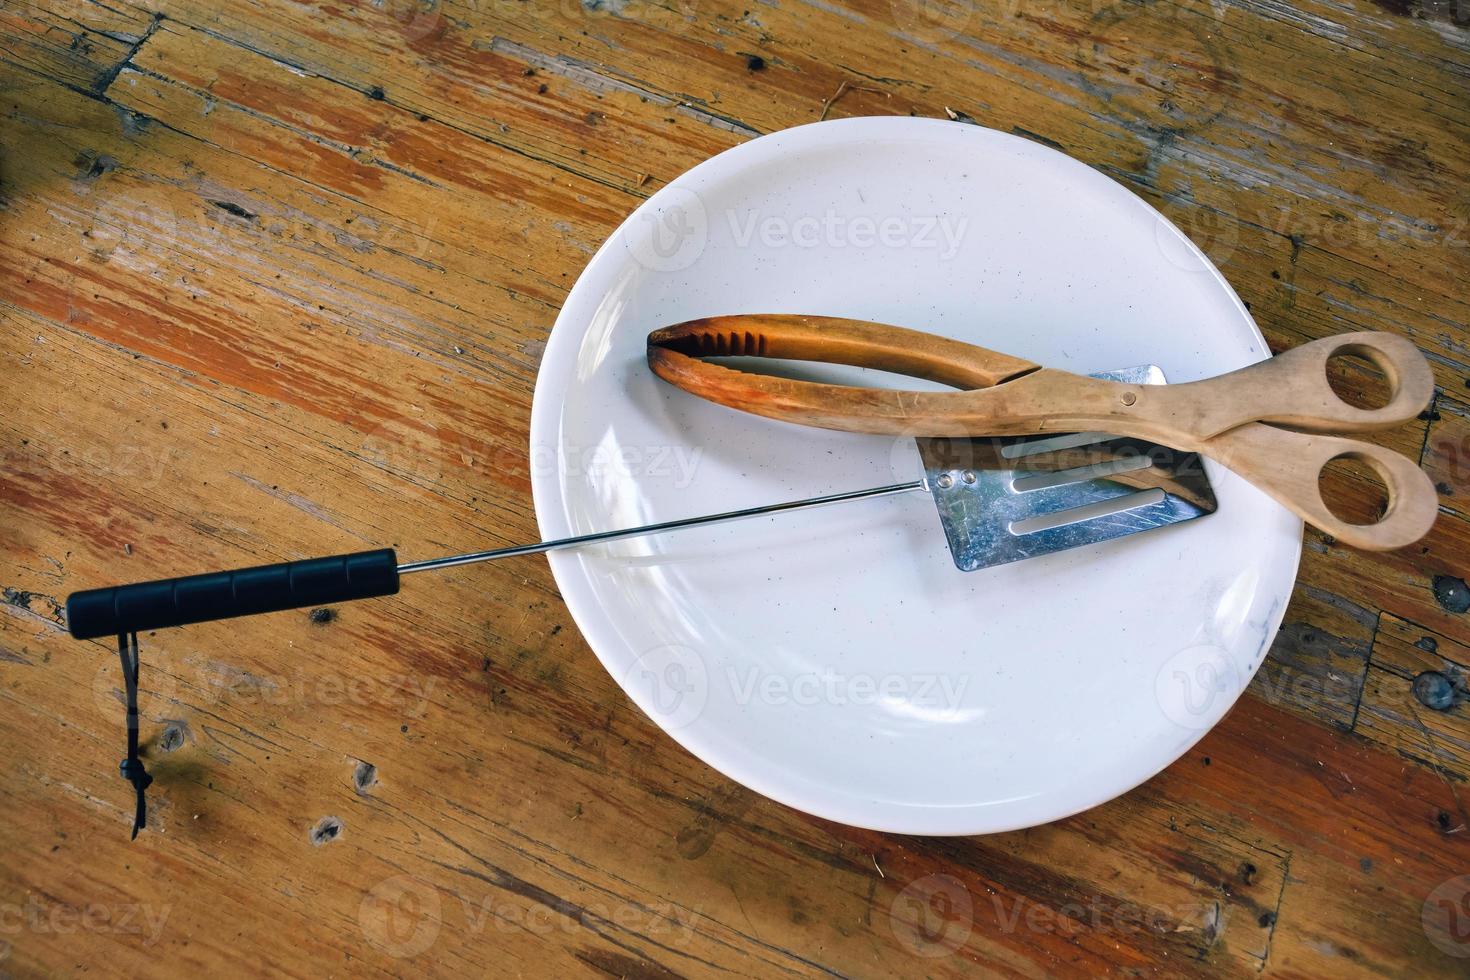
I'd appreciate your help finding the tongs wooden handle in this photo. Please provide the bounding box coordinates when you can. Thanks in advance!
[647,315,1439,551]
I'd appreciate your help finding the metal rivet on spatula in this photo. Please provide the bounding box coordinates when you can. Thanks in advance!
[1121,391,1138,406]
[936,473,955,489]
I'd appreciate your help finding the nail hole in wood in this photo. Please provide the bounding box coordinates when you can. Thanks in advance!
[309,816,343,845]
[354,761,378,794]
[159,725,185,753]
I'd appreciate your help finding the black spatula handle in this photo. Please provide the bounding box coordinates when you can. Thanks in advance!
[65,549,399,639]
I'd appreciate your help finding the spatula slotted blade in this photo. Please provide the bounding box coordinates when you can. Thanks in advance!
[917,366,1218,571]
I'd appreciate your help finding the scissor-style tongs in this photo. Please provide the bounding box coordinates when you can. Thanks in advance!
[646,314,1440,551]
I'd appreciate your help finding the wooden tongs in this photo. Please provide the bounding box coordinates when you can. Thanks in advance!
[647,315,1439,551]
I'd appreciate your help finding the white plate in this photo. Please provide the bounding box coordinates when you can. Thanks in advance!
[529,117,1301,835]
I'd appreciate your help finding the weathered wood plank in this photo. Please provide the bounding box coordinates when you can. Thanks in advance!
[3,0,1469,976]
[0,0,154,95]
[1356,613,1468,784]
[1252,585,1377,732]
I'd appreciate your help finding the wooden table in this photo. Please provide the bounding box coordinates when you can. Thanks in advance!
[2,0,1467,975]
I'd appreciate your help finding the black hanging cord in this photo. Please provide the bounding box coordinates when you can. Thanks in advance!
[116,631,151,839]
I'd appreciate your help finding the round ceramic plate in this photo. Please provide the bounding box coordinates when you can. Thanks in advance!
[529,117,1301,835]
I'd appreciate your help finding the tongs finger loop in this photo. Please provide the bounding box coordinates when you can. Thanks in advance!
[1174,331,1435,437]
[1306,333,1433,430]
[1203,425,1439,551]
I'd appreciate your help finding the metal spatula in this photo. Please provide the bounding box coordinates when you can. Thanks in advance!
[918,366,1216,570]
[65,363,1209,641]
[62,365,1209,840]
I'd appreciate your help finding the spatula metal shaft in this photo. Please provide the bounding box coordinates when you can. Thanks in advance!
[396,480,928,576]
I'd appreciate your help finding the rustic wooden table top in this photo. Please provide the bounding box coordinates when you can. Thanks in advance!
[3,0,1468,976]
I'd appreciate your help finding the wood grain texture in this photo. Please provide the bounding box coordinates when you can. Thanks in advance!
[1,0,1467,976]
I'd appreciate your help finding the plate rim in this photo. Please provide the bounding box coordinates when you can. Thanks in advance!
[528,115,1302,835]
